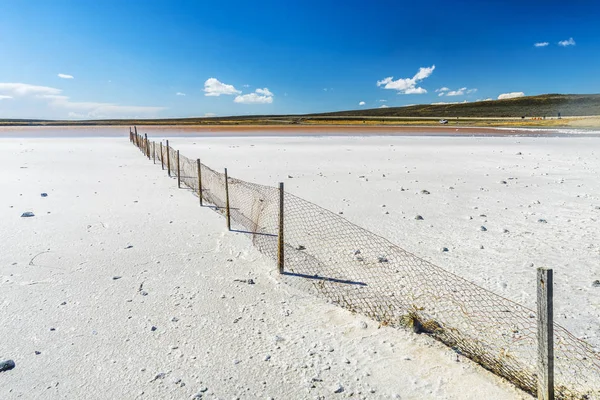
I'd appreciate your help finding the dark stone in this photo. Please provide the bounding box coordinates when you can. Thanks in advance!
[0,360,15,372]
[21,212,35,218]
[593,280,600,287]
[41,193,48,197]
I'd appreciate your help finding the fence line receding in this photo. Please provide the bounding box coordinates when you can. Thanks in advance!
[129,129,600,400]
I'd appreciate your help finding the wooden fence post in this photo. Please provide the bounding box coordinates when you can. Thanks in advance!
[160,142,164,170]
[537,267,554,400]
[134,126,138,149]
[278,182,284,274]
[197,159,203,206]
[177,150,181,188]
[224,168,231,230]
[144,134,149,158]
[166,140,171,176]
[152,142,156,164]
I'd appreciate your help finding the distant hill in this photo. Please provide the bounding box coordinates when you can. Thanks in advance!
[1,94,599,126]
[314,94,600,118]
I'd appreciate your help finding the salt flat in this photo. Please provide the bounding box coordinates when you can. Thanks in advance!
[2,132,599,399]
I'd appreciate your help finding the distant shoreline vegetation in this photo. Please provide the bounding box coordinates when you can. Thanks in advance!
[1,94,599,127]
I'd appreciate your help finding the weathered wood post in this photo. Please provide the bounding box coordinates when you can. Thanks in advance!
[177,150,181,188]
[537,267,554,400]
[197,159,203,206]
[134,126,138,148]
[278,182,284,274]
[152,141,156,164]
[129,128,132,142]
[160,142,164,170]
[166,140,171,176]
[224,168,231,230]
[145,134,150,159]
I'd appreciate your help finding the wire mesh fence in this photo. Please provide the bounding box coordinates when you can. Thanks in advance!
[131,132,600,399]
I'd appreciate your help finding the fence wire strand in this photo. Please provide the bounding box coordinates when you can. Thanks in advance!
[135,134,600,399]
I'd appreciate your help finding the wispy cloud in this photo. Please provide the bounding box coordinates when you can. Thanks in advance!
[498,92,525,100]
[379,104,389,108]
[0,82,165,118]
[558,37,576,47]
[58,73,74,79]
[204,113,217,117]
[203,78,241,96]
[234,88,274,104]
[534,42,549,47]
[378,99,387,102]
[0,82,61,97]
[359,101,366,106]
[437,87,477,97]
[431,100,468,105]
[176,92,186,96]
[377,65,435,94]
[0,95,12,100]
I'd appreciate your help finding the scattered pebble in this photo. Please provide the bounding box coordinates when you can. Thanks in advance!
[538,219,548,223]
[441,247,449,252]
[112,276,122,280]
[415,215,424,220]
[41,193,48,197]
[421,190,430,195]
[21,212,35,218]
[593,280,600,287]
[296,245,306,251]
[34,351,41,355]
[480,226,487,232]
[151,326,157,332]
[0,359,15,372]
[125,245,133,249]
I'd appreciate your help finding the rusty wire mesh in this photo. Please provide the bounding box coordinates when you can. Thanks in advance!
[137,135,600,399]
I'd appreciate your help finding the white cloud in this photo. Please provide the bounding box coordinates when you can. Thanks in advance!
[431,100,469,105]
[379,104,389,108]
[377,65,435,94]
[176,92,186,96]
[558,37,576,47]
[58,73,74,79]
[498,92,525,100]
[0,95,12,100]
[255,88,273,96]
[0,82,165,118]
[203,78,240,96]
[534,42,549,47]
[439,87,477,97]
[234,88,274,104]
[359,101,366,106]
[446,87,467,96]
[204,113,217,117]
[476,98,493,102]
[0,82,62,97]
[378,99,387,102]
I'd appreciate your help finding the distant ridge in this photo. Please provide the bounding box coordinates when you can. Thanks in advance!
[315,94,600,118]
[1,94,599,126]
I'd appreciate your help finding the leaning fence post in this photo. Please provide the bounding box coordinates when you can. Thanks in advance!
[177,150,181,188]
[160,142,164,170]
[537,267,554,400]
[278,182,284,274]
[166,140,171,176]
[144,134,149,159]
[152,141,156,164]
[197,159,203,206]
[134,126,138,148]
[224,168,231,230]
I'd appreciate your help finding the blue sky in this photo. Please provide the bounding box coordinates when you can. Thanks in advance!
[1,0,599,119]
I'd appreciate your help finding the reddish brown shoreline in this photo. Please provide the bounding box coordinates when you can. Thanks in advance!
[0,124,574,137]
